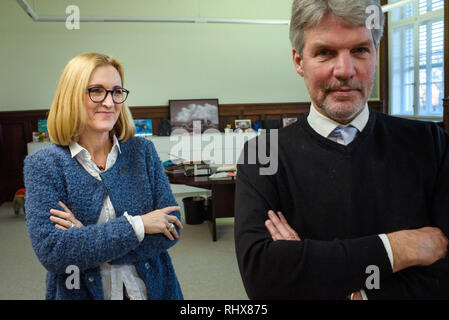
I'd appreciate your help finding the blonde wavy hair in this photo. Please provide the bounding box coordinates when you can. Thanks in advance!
[47,53,136,146]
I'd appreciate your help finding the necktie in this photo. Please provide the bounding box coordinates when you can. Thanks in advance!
[329,126,358,146]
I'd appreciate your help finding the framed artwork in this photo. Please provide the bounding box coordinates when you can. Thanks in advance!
[169,99,219,134]
[282,117,298,127]
[37,119,48,134]
[235,119,252,130]
[134,119,153,136]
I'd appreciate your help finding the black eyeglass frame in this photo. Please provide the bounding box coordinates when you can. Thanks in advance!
[86,86,130,104]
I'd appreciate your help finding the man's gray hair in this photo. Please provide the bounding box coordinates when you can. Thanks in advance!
[289,0,385,56]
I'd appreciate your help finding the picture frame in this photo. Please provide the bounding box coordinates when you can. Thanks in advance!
[134,119,153,136]
[234,119,252,130]
[169,99,219,134]
[282,117,298,127]
[37,119,48,134]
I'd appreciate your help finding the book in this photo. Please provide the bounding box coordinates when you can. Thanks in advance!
[184,163,211,177]
[182,159,211,165]
[164,166,185,175]
[163,161,185,175]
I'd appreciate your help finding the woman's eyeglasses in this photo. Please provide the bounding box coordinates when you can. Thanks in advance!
[86,86,129,104]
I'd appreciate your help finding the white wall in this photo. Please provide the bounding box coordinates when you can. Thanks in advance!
[0,0,379,112]
[0,0,312,111]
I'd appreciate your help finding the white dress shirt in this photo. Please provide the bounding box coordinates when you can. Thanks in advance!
[307,104,394,299]
[69,135,147,300]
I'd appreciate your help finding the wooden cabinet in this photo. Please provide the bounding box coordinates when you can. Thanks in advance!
[0,110,48,204]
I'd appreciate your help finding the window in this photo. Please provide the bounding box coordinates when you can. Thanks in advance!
[389,0,444,118]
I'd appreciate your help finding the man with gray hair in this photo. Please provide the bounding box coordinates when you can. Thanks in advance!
[235,0,449,299]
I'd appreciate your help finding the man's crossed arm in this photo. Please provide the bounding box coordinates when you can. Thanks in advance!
[265,210,449,299]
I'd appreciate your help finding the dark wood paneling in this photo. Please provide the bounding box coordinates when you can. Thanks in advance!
[444,98,449,131]
[2,122,26,173]
[380,0,389,115]
[130,106,169,135]
[444,0,449,131]
[0,110,48,204]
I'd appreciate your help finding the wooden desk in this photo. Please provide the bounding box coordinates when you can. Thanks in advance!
[167,174,235,241]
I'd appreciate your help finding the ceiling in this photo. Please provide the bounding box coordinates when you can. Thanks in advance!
[16,0,411,25]
[16,0,292,23]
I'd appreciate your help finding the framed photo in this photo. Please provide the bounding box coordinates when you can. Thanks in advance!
[235,119,252,130]
[169,99,219,134]
[37,119,48,134]
[282,117,298,127]
[134,119,153,136]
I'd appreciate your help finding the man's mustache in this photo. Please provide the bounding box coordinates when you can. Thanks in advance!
[324,80,364,93]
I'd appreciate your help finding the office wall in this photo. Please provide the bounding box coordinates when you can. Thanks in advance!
[0,0,379,112]
[0,0,305,111]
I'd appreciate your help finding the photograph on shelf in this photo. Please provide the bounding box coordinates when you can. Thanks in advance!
[169,99,219,134]
[134,119,153,136]
[33,119,49,142]
[234,119,252,130]
[37,119,48,134]
[282,117,298,127]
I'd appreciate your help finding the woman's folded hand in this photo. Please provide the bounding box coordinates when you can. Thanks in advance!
[141,206,183,240]
[49,201,84,230]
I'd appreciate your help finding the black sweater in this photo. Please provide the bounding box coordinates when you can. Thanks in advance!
[235,109,449,299]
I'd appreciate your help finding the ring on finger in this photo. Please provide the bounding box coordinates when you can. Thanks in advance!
[168,223,175,232]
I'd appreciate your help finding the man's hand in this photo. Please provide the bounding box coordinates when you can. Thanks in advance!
[265,210,301,241]
[387,227,448,273]
[350,291,362,300]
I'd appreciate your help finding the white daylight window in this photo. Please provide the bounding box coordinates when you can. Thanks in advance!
[389,0,444,119]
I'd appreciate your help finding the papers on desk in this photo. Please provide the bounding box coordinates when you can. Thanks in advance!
[163,160,212,176]
[208,164,237,180]
[164,160,237,179]
[216,165,236,173]
[209,171,235,180]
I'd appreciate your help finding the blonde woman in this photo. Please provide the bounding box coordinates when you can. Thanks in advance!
[24,53,183,300]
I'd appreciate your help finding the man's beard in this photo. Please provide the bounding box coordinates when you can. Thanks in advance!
[319,99,366,123]
[318,79,371,123]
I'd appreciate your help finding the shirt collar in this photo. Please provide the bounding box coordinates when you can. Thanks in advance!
[112,135,122,154]
[69,134,121,158]
[307,103,369,138]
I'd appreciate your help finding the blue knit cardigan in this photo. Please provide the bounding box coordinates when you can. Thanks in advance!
[24,136,183,300]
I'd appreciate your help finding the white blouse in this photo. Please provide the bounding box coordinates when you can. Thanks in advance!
[69,136,147,300]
